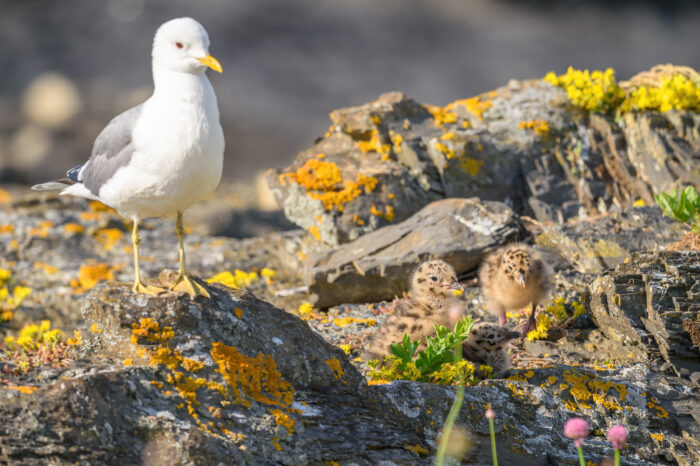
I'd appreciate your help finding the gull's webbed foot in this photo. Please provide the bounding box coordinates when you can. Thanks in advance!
[132,281,167,296]
[170,274,211,299]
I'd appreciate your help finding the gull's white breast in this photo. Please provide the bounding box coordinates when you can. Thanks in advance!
[98,77,224,219]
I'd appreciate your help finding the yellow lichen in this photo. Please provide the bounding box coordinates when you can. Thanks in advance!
[650,433,664,442]
[458,157,484,176]
[210,342,295,409]
[280,158,379,212]
[94,228,123,250]
[28,220,53,238]
[332,317,376,327]
[270,408,295,435]
[207,269,259,289]
[63,223,85,234]
[307,225,321,241]
[325,357,344,380]
[519,119,550,136]
[405,444,430,455]
[370,204,395,222]
[75,263,115,290]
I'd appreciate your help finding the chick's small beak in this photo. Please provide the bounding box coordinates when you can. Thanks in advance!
[198,54,223,73]
[442,281,464,292]
[517,273,527,288]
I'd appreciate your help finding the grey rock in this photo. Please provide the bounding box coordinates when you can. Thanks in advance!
[304,197,522,308]
[589,251,700,379]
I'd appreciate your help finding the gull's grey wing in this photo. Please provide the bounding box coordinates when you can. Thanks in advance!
[78,104,143,196]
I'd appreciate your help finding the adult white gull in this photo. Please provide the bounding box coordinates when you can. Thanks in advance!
[32,17,225,298]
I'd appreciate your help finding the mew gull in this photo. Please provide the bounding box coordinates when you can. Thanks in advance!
[32,17,225,298]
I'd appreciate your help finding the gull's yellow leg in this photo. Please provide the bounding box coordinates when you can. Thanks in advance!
[131,218,166,295]
[170,211,210,299]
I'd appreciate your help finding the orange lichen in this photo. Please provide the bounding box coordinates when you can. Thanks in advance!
[94,228,123,250]
[450,95,492,120]
[280,158,379,212]
[90,323,102,334]
[0,224,15,234]
[66,329,82,346]
[325,357,344,380]
[33,262,58,275]
[307,225,321,241]
[63,223,85,234]
[519,119,550,136]
[425,105,458,128]
[433,141,457,159]
[6,385,37,394]
[650,433,664,442]
[561,369,628,412]
[181,357,205,373]
[75,263,115,290]
[28,220,53,238]
[123,358,133,366]
[234,307,243,319]
[405,444,430,455]
[210,342,294,409]
[353,214,365,226]
[270,408,295,435]
[367,379,391,385]
[370,204,395,222]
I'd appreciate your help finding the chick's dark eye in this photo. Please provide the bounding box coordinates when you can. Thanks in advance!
[175,42,184,49]
[430,276,438,282]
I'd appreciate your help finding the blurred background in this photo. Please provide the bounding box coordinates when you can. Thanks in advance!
[0,0,699,186]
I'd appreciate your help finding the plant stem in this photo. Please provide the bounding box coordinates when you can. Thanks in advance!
[577,445,586,466]
[614,449,620,466]
[489,417,498,466]
[434,341,465,465]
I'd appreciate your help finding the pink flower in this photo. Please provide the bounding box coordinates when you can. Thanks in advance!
[564,418,589,447]
[607,425,627,450]
[485,406,495,419]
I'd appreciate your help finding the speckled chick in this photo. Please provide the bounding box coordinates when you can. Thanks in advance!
[365,260,464,361]
[479,242,551,335]
[462,323,520,377]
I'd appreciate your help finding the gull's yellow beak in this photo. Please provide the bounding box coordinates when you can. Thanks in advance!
[198,54,223,73]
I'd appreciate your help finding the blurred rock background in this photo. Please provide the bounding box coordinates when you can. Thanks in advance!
[0,0,698,184]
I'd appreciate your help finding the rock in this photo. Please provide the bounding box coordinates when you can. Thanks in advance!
[267,84,569,245]
[268,82,700,246]
[532,206,687,275]
[2,282,698,465]
[621,111,700,195]
[589,250,700,379]
[0,190,310,329]
[304,197,521,308]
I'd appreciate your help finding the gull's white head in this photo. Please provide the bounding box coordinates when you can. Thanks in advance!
[152,17,222,74]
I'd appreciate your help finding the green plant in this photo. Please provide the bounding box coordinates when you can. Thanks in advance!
[369,316,483,385]
[434,338,466,465]
[655,185,700,232]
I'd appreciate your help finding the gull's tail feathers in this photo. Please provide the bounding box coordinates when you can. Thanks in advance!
[31,180,74,191]
[31,180,100,201]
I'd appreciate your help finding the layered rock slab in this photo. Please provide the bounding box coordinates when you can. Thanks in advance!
[304,197,521,308]
[589,250,700,380]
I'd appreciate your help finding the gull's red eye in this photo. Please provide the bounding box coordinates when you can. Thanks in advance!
[175,42,184,49]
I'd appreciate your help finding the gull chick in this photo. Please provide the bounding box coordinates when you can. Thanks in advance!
[365,260,464,361]
[479,243,551,335]
[32,18,224,298]
[462,323,520,377]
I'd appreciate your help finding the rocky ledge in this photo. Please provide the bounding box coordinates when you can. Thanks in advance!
[1,66,699,465]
